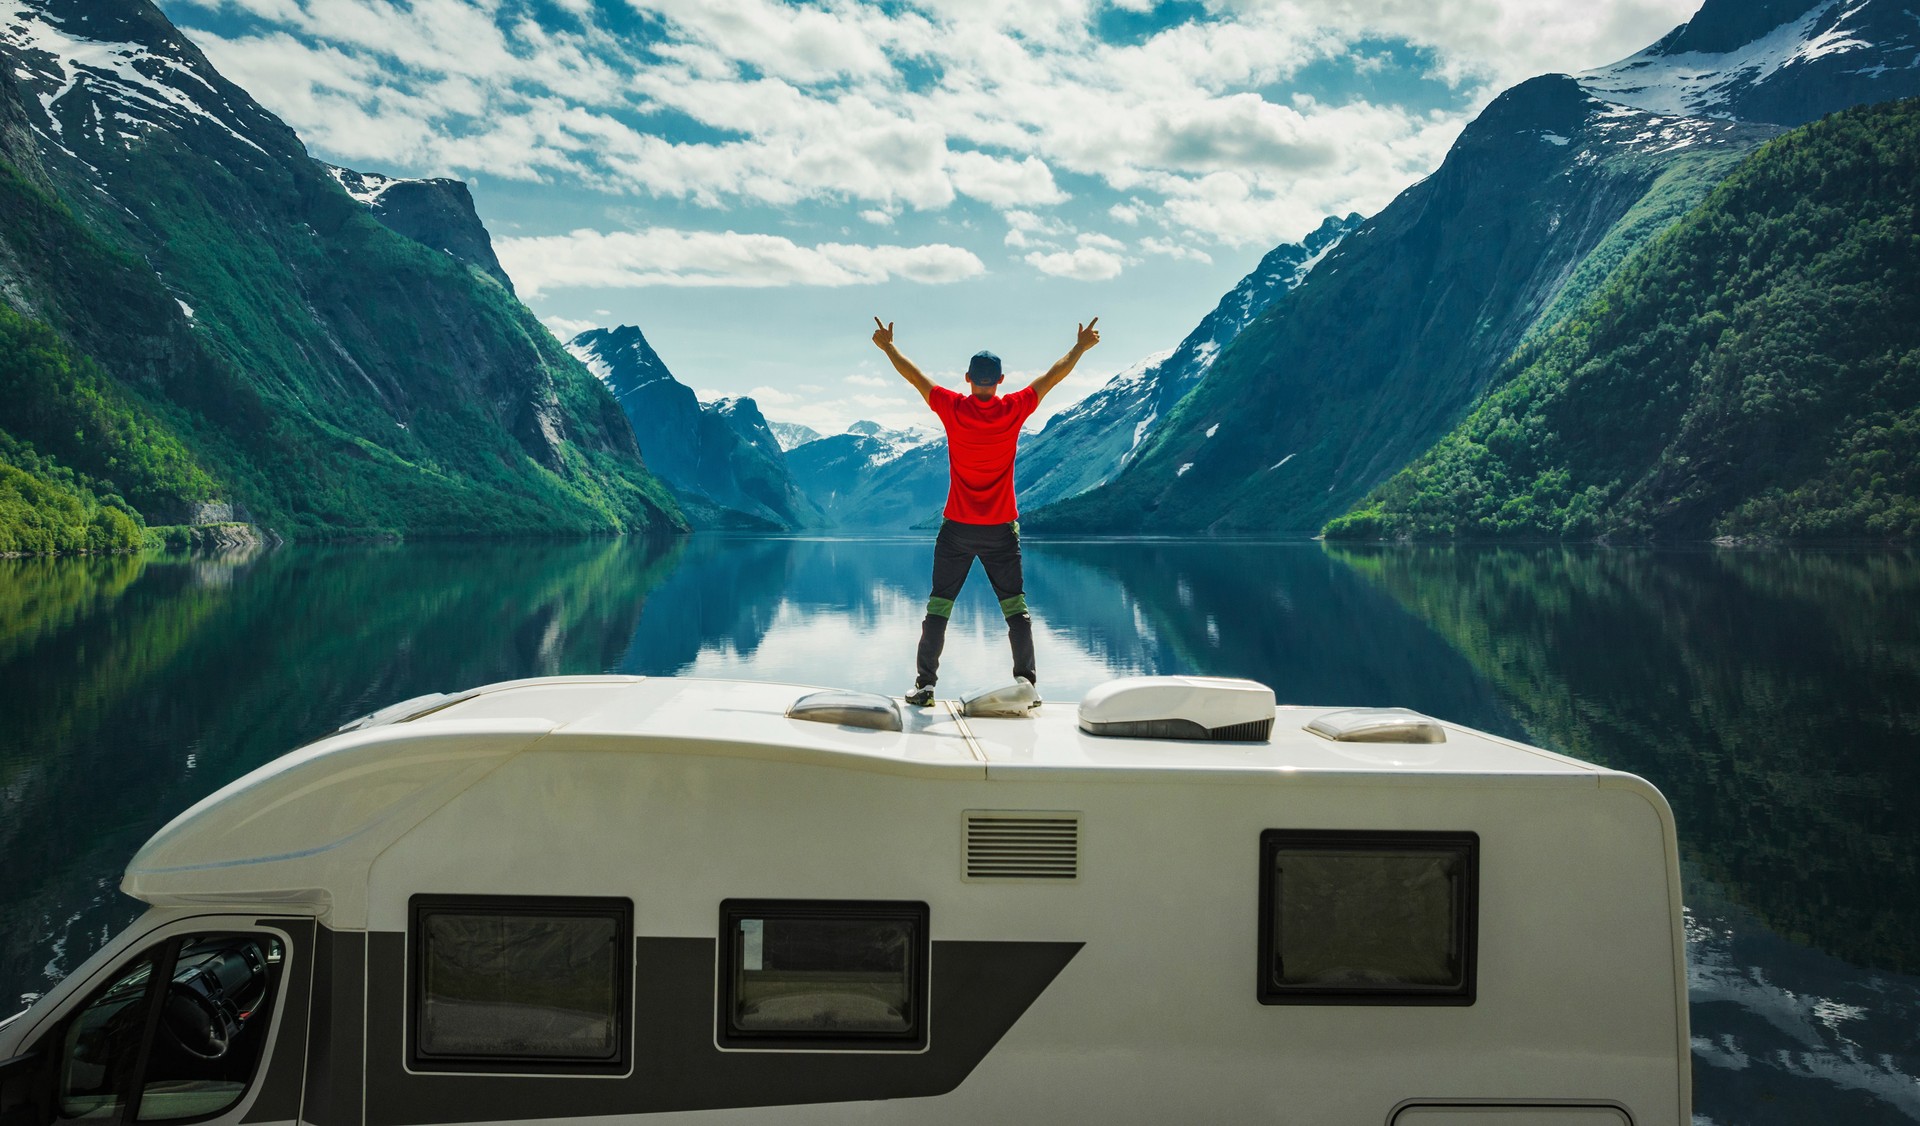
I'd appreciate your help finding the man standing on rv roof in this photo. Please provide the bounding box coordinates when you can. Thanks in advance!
[871,315,1101,706]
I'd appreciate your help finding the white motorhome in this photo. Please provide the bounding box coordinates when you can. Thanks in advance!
[0,675,1690,1126]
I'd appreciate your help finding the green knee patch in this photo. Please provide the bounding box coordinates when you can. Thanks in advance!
[926,597,955,618]
[999,594,1029,617]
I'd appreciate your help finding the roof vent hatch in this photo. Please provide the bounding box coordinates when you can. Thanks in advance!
[785,689,903,732]
[1304,708,1447,744]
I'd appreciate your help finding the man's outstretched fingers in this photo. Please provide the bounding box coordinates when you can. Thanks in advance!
[1086,316,1098,330]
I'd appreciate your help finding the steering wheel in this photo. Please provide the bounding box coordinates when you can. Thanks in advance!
[160,981,237,1061]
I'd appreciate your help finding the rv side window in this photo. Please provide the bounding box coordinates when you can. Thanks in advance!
[410,896,632,1072]
[1258,830,1478,1006]
[717,900,929,1051]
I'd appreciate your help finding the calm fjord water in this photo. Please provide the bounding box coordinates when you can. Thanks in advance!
[2,536,1916,1124]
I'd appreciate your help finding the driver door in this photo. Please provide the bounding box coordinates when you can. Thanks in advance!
[0,919,305,1126]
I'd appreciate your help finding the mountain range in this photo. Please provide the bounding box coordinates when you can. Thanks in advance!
[1029,0,1920,538]
[3,0,1917,550]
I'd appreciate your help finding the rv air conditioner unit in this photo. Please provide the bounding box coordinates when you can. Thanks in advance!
[1078,676,1276,742]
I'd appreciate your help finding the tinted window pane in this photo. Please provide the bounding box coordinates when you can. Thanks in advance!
[1271,847,1464,989]
[731,916,914,1034]
[419,912,620,1060]
[138,935,284,1121]
[59,952,159,1119]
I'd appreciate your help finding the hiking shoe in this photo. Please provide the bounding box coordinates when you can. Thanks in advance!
[905,685,934,707]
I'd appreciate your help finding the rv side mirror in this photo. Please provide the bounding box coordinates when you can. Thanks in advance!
[0,1048,50,1126]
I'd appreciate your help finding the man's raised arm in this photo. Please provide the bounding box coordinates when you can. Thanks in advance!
[1028,318,1100,404]
[872,317,935,404]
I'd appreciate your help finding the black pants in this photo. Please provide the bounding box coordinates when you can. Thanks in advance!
[916,519,1035,688]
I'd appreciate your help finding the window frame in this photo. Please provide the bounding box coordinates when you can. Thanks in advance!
[36,923,293,1126]
[407,894,634,1075]
[1257,829,1479,1007]
[715,899,931,1052]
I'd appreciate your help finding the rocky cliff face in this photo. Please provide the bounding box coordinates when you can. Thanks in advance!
[325,165,516,294]
[0,0,681,541]
[567,325,817,530]
[1017,213,1363,510]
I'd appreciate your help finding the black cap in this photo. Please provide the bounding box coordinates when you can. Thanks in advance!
[967,351,1003,384]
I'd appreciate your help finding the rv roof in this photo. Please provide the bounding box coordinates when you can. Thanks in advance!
[422,675,1598,780]
[121,676,1617,916]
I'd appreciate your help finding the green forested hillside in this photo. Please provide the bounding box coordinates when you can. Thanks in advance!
[1329,99,1920,542]
[0,298,220,553]
[0,1,685,553]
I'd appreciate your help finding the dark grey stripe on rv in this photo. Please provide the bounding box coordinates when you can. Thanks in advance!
[242,918,315,1124]
[302,927,368,1126]
[359,932,1081,1123]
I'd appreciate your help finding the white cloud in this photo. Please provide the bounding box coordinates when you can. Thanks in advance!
[844,373,891,387]
[947,150,1068,207]
[1025,245,1128,281]
[541,314,600,339]
[175,0,1698,245]
[1139,236,1211,264]
[495,227,987,294]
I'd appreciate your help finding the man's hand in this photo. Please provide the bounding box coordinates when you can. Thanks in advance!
[872,316,933,403]
[1031,315,1102,405]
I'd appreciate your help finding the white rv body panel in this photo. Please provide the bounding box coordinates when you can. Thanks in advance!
[1,676,1690,1126]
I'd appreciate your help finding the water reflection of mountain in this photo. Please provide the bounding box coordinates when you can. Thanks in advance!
[1328,545,1920,975]
[1032,540,1524,737]
[0,540,684,1008]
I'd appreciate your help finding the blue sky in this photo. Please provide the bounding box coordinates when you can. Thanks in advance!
[156,0,1699,435]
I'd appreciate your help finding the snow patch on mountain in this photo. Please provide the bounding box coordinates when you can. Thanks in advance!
[1582,98,1744,154]
[326,165,405,206]
[1582,0,1890,119]
[1,2,266,158]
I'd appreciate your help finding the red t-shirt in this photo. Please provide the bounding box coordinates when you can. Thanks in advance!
[928,384,1038,523]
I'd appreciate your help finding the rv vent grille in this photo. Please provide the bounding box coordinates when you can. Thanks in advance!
[963,811,1080,882]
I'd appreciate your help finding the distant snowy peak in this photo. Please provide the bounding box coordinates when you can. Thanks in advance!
[1582,0,1920,125]
[0,0,289,165]
[838,420,939,467]
[565,325,677,401]
[846,419,937,446]
[768,421,822,451]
